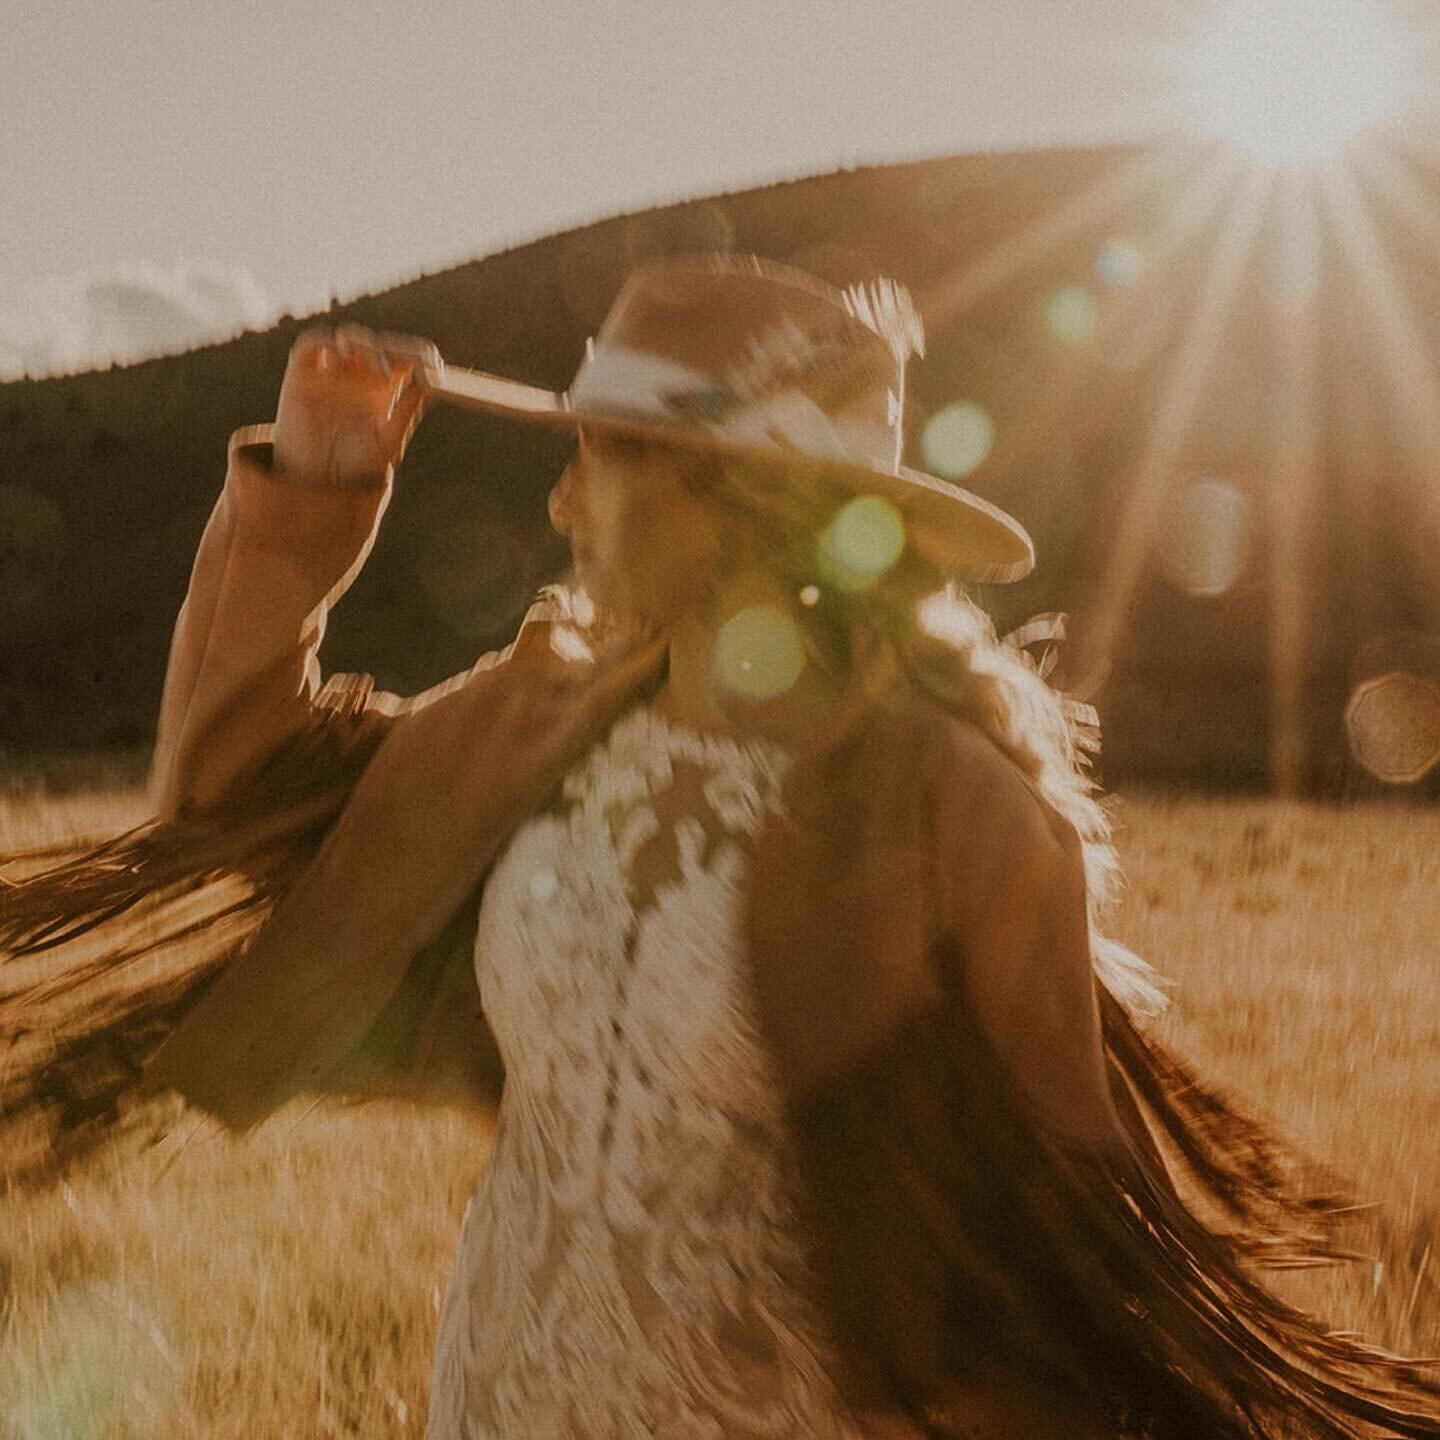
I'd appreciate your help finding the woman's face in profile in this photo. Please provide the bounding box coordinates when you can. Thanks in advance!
[548,429,722,624]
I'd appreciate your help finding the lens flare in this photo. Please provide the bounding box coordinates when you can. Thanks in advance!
[1182,0,1419,171]
[1097,238,1143,288]
[1,1284,180,1439]
[817,496,907,591]
[713,605,808,700]
[921,401,995,480]
[1159,479,1252,597]
[528,868,559,902]
[1346,672,1440,783]
[1045,286,1098,345]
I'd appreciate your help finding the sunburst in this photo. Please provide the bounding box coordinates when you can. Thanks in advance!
[906,2,1436,788]
[1065,4,1434,786]
[1178,0,1421,173]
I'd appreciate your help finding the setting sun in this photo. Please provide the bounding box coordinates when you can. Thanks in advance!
[1182,0,1419,170]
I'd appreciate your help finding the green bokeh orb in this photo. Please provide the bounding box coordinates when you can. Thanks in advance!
[921,401,995,480]
[817,495,907,591]
[1097,237,1143,288]
[713,605,808,700]
[1045,285,1099,344]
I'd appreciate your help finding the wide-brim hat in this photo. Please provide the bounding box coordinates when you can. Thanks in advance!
[417,253,1034,583]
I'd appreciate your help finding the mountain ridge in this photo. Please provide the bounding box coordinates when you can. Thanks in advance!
[3,140,1433,795]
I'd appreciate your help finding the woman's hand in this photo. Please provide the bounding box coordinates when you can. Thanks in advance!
[273,324,442,489]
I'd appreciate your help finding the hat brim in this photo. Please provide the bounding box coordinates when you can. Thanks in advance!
[417,363,1035,584]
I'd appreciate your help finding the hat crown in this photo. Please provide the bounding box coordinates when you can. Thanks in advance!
[569,256,915,473]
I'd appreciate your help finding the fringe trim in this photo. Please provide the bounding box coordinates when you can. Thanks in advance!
[793,990,1440,1439]
[0,706,383,1184]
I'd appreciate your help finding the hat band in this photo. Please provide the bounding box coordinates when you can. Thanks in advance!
[567,341,899,472]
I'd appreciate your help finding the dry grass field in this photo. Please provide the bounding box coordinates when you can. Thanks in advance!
[2,773,1439,1437]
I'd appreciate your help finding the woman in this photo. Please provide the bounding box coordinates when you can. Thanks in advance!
[5,255,1440,1438]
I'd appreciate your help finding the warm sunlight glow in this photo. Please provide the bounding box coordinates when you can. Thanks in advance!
[1183,0,1418,171]
[1159,478,1252,598]
[1096,237,1143,289]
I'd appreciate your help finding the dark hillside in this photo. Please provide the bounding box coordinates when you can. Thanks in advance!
[3,139,1438,794]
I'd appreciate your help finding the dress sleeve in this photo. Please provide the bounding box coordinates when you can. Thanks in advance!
[931,722,1123,1152]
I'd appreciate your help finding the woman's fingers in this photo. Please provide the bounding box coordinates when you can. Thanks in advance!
[291,325,333,355]
[368,334,444,458]
[289,325,441,383]
[276,324,443,484]
[377,377,429,457]
[374,332,444,374]
[285,326,441,414]
[287,327,341,376]
[331,325,442,377]
[332,324,392,382]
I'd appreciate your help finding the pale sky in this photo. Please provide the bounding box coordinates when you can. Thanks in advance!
[4,0,1438,377]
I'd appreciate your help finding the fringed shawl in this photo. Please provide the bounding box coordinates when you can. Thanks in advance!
[4,693,1440,1438]
[1,686,387,1175]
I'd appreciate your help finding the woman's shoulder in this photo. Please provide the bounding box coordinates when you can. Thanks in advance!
[889,696,1077,857]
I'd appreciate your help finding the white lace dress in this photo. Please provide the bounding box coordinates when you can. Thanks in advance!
[427,703,869,1439]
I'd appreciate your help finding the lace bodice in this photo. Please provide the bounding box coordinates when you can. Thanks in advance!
[428,702,868,1439]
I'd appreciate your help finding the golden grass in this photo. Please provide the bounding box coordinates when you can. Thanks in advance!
[1109,792,1440,1365]
[2,779,1439,1437]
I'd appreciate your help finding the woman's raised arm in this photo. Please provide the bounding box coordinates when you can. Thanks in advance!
[150,327,452,819]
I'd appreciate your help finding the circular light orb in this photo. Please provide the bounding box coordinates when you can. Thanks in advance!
[4,1282,180,1440]
[713,605,808,701]
[1182,0,1419,171]
[1159,478,1252,597]
[528,867,559,902]
[921,401,995,480]
[798,584,821,607]
[817,495,907,592]
[1096,238,1143,288]
[1345,671,1440,783]
[1045,286,1098,345]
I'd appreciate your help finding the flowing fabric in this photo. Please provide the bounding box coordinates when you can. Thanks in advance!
[0,682,386,1176]
[776,984,1440,1438]
[4,695,1440,1437]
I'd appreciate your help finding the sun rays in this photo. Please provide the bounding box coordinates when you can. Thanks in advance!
[917,146,1197,331]
[1071,163,1270,697]
[1259,179,1324,795]
[911,0,1440,790]
[1088,137,1440,788]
